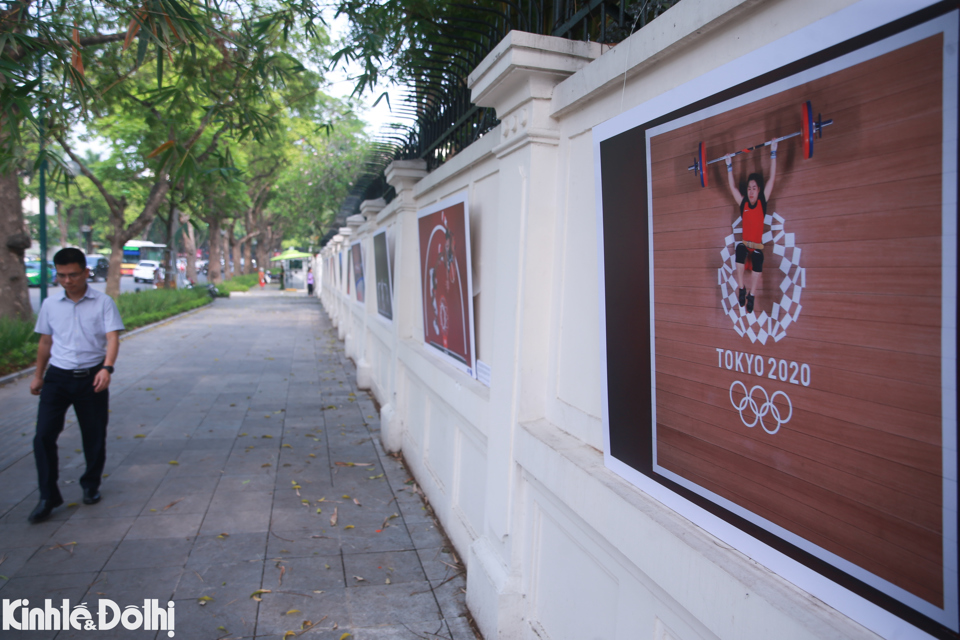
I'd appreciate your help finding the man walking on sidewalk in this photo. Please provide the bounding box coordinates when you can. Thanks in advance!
[27,248,124,523]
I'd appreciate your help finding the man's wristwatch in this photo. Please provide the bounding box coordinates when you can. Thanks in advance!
[103,365,115,374]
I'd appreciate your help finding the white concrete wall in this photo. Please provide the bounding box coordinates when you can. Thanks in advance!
[319,1,903,638]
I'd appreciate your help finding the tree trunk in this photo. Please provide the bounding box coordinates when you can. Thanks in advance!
[231,234,241,279]
[164,201,179,288]
[0,171,32,320]
[58,204,73,249]
[256,237,268,280]
[182,217,197,284]
[241,240,249,275]
[223,231,233,279]
[105,234,125,299]
[208,217,222,284]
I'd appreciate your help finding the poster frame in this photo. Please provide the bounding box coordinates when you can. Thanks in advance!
[351,240,365,304]
[416,189,477,378]
[592,1,958,638]
[374,229,394,322]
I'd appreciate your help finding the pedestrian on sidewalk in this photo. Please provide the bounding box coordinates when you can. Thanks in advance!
[307,266,314,296]
[279,264,285,290]
[28,248,124,523]
[258,267,266,288]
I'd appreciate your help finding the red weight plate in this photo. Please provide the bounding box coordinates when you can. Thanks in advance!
[699,141,708,188]
[801,101,813,159]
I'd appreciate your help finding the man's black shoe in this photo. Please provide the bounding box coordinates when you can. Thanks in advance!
[746,293,755,314]
[28,497,64,524]
[738,287,746,307]
[82,488,101,505]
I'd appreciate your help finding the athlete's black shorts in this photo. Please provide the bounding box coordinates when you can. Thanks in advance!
[735,243,764,273]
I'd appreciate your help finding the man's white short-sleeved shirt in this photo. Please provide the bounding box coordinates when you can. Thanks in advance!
[35,286,125,369]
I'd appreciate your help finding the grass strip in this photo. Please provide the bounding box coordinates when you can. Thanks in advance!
[0,286,213,377]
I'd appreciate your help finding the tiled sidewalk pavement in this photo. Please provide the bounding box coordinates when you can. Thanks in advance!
[0,295,478,640]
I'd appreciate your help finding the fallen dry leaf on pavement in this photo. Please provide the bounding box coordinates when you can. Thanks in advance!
[352,498,361,507]
[250,589,271,601]
[162,498,183,511]
[330,507,338,526]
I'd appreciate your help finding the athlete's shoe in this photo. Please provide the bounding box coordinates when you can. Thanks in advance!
[746,294,755,314]
[738,288,746,307]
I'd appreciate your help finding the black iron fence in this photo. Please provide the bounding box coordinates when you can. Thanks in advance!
[339,0,678,222]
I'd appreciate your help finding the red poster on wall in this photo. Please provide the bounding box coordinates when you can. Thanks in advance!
[417,191,475,377]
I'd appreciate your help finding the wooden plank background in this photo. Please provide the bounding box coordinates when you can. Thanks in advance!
[649,35,945,606]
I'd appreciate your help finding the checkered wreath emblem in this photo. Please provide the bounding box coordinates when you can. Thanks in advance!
[717,212,805,344]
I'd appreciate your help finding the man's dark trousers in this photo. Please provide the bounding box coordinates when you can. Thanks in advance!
[34,365,108,501]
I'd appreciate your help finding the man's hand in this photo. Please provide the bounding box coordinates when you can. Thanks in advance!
[30,376,44,396]
[93,369,111,393]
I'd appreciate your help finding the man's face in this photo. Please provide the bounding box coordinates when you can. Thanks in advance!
[747,180,760,205]
[55,263,89,296]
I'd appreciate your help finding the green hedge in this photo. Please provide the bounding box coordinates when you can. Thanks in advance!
[0,287,213,377]
[215,273,260,294]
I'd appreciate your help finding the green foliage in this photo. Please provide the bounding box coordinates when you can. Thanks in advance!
[115,287,210,327]
[0,287,212,375]
[216,273,260,293]
[0,316,40,374]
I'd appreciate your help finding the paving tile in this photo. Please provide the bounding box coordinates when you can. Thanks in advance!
[216,473,277,493]
[265,529,341,558]
[446,615,481,640]
[104,537,194,571]
[125,512,204,539]
[174,561,264,600]
[141,491,213,515]
[342,550,427,588]
[83,565,182,602]
[345,581,442,627]
[199,508,271,535]
[255,587,348,637]
[350,620,455,640]
[170,595,259,638]
[50,516,135,543]
[0,570,99,608]
[14,539,118,577]
[340,522,415,554]
[186,532,268,567]
[0,544,41,581]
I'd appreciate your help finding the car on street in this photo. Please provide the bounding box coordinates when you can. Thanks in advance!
[87,255,110,282]
[133,260,162,283]
[25,261,58,287]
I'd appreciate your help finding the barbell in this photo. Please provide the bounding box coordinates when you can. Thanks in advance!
[688,101,833,187]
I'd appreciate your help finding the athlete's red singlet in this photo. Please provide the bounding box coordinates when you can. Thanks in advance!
[741,198,766,246]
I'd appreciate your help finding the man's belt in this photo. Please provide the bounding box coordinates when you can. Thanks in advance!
[51,363,103,378]
[742,240,764,251]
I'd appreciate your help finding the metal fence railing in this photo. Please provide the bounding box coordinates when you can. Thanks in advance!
[337,0,679,224]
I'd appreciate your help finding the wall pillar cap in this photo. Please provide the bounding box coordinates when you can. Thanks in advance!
[359,198,387,220]
[469,30,601,118]
[346,214,365,230]
[385,159,429,192]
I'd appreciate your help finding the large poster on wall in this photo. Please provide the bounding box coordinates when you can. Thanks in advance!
[594,3,958,639]
[351,241,365,303]
[374,229,394,320]
[417,190,476,377]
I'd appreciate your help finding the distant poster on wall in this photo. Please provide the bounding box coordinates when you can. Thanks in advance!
[594,4,957,639]
[417,190,475,377]
[351,241,364,303]
[373,229,393,320]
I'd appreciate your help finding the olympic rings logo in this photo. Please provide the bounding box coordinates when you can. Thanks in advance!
[729,381,793,435]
